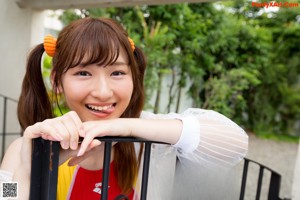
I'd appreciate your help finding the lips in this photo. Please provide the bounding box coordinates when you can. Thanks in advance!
[86,103,116,113]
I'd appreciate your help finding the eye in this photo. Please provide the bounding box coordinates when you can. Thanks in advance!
[111,71,126,76]
[75,71,91,76]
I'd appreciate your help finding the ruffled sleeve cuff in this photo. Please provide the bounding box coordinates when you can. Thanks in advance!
[173,116,200,155]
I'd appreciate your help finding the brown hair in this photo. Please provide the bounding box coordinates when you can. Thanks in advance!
[18,17,146,194]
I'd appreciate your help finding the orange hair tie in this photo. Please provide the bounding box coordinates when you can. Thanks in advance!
[44,34,133,56]
[44,34,57,57]
[128,37,135,52]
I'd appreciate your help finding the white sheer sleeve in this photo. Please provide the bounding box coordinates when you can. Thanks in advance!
[140,108,248,168]
[140,108,248,199]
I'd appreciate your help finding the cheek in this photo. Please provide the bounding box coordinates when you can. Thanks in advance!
[128,80,134,96]
[116,78,133,104]
[121,80,133,101]
[62,82,87,105]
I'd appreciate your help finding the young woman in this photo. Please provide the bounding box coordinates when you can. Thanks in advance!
[0,17,248,200]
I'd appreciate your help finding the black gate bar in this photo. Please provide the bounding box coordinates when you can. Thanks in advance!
[29,138,60,200]
[239,158,282,200]
[101,141,112,200]
[29,136,168,200]
[140,142,151,200]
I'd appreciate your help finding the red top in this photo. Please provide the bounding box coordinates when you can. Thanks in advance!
[68,162,134,200]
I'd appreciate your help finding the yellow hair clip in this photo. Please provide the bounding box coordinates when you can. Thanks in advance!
[44,34,57,57]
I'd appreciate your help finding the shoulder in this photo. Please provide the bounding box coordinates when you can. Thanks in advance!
[0,137,23,172]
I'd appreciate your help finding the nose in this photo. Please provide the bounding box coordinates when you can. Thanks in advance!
[90,76,113,101]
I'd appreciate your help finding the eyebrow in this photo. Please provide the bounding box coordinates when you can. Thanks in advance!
[112,61,128,66]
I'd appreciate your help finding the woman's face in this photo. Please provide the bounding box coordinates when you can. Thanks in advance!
[60,49,133,121]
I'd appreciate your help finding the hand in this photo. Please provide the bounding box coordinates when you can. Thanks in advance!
[23,111,102,165]
[23,111,84,150]
[77,119,131,156]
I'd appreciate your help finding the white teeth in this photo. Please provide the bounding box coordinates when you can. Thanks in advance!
[88,104,113,111]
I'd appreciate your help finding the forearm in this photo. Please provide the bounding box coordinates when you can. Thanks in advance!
[78,118,183,157]
[14,137,32,200]
[12,168,30,200]
[1,136,34,200]
[140,108,248,167]
[125,118,183,145]
[80,109,248,168]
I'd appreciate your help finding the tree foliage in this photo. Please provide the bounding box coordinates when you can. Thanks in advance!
[54,0,300,136]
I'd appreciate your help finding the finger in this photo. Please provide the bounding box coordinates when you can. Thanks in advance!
[61,113,82,150]
[77,138,101,157]
[41,133,57,141]
[83,139,101,152]
[68,111,85,137]
[24,123,58,141]
[36,121,64,141]
[89,139,101,149]
[51,119,74,150]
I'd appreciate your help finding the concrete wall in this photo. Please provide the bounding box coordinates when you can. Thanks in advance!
[0,0,46,156]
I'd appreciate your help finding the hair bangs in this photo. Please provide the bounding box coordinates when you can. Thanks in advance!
[73,36,121,68]
[64,20,124,70]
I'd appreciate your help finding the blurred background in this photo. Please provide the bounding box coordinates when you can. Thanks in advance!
[0,0,299,199]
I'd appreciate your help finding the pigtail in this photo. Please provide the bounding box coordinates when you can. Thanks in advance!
[134,47,147,79]
[18,44,53,131]
[113,45,147,194]
[132,45,147,166]
[114,143,138,195]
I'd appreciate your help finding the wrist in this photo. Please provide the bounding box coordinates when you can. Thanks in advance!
[109,118,133,137]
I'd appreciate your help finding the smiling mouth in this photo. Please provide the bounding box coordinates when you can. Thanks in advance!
[86,103,116,112]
